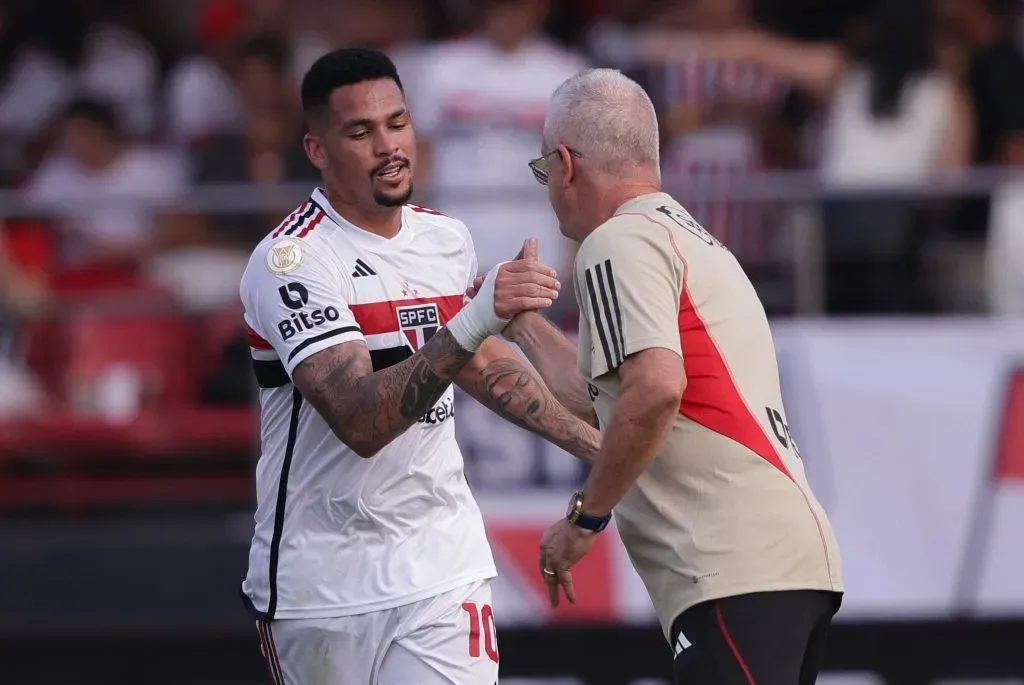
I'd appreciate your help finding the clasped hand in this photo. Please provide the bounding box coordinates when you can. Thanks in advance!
[468,237,560,321]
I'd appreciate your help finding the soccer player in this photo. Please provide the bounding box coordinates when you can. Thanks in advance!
[497,68,844,684]
[238,48,601,685]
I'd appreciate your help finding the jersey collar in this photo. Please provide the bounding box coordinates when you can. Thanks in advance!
[613,192,673,216]
[310,188,413,251]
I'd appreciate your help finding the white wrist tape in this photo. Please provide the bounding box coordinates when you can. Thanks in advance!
[446,262,511,351]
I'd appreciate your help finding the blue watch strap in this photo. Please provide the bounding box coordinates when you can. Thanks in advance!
[573,510,612,532]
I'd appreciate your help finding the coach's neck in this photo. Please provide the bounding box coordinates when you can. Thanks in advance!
[576,168,661,240]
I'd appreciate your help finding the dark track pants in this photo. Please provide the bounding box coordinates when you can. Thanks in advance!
[671,590,842,685]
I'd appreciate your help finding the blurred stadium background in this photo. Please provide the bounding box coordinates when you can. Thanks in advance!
[1,0,1023,683]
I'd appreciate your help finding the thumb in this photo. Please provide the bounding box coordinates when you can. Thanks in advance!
[518,237,539,262]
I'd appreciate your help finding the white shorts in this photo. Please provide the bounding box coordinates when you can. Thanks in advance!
[256,580,499,685]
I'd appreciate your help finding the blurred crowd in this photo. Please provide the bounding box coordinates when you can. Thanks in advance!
[0,0,1022,418]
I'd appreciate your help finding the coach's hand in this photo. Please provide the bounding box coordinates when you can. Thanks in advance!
[466,238,559,311]
[448,238,559,351]
[538,518,597,608]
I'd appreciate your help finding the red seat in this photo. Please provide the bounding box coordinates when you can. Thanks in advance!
[63,307,195,410]
[0,286,260,512]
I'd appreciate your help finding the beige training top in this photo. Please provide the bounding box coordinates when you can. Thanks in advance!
[574,192,843,639]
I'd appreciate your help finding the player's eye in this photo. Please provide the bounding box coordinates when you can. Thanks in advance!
[349,130,370,140]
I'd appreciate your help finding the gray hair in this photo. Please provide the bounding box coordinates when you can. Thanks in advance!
[543,68,660,176]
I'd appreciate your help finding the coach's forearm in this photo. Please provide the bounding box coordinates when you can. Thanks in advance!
[579,380,680,517]
[295,328,475,458]
[458,339,601,465]
[505,312,598,428]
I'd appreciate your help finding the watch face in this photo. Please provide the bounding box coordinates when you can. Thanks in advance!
[566,492,580,521]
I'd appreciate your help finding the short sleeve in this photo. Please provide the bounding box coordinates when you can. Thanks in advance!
[241,238,365,375]
[575,222,683,378]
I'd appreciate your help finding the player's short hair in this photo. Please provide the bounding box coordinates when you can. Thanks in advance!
[63,96,120,136]
[543,68,660,176]
[301,47,404,130]
[236,33,289,74]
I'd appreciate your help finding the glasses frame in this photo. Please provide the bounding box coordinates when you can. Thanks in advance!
[528,146,584,185]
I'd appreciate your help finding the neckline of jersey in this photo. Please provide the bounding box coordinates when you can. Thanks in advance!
[310,188,413,252]
[613,191,673,216]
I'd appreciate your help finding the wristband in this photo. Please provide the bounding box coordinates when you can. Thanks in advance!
[446,262,511,351]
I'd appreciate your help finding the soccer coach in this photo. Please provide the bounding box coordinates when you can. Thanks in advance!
[496,69,845,684]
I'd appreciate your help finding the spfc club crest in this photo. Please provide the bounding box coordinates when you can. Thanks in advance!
[397,303,439,351]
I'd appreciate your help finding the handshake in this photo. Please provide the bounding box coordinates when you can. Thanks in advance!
[446,237,561,352]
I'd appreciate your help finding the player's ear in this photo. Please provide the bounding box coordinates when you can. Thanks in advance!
[303,132,329,172]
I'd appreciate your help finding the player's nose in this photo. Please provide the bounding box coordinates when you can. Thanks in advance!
[372,131,401,157]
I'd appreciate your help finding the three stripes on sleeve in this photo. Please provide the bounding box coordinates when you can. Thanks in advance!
[584,259,626,371]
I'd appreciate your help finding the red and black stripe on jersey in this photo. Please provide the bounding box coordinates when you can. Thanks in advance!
[249,295,464,388]
[271,202,327,239]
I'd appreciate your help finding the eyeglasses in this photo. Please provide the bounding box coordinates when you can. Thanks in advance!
[528,147,583,185]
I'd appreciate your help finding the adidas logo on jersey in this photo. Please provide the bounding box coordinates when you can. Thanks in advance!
[352,259,376,278]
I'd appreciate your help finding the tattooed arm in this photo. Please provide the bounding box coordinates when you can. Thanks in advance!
[292,328,475,458]
[456,337,601,465]
[503,311,598,428]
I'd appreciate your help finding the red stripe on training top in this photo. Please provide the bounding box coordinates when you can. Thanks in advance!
[272,202,309,238]
[297,210,326,238]
[349,295,464,336]
[617,212,793,480]
[676,277,793,481]
[246,325,273,350]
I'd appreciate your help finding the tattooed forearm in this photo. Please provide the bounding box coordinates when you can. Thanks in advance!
[459,352,602,465]
[294,328,475,457]
[504,312,599,427]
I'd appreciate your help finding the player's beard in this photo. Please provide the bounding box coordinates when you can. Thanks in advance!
[371,156,413,208]
[373,182,413,208]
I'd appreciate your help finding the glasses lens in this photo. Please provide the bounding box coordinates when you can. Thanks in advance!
[530,157,549,185]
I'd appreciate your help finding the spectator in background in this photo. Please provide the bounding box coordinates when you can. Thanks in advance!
[633,0,795,311]
[147,34,316,313]
[0,226,47,320]
[951,0,1024,168]
[0,227,46,418]
[959,0,1024,314]
[75,1,161,138]
[23,97,186,270]
[191,33,316,237]
[0,1,80,142]
[410,0,587,312]
[648,0,973,313]
[163,0,248,148]
[286,0,429,90]
[582,0,656,69]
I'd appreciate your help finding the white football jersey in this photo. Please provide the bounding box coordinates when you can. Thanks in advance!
[239,188,496,620]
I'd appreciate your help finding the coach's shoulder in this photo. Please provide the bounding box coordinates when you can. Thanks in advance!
[582,213,656,255]
[578,215,680,280]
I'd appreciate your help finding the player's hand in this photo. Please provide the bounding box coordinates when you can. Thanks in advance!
[538,518,597,608]
[491,237,560,319]
[465,275,484,300]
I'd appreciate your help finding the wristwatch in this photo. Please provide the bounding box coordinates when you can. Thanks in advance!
[566,491,612,532]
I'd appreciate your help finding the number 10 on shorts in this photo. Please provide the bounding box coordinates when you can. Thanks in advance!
[461,602,499,663]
